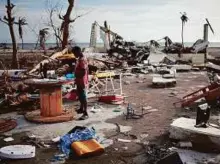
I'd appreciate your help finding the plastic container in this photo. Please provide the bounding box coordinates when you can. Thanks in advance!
[71,139,104,157]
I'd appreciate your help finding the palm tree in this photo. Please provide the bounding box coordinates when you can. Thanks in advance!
[15,17,28,49]
[180,12,189,48]
[39,28,49,50]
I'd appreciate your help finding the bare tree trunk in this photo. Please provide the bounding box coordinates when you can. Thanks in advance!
[5,0,19,68]
[21,38,24,49]
[61,0,74,49]
[9,22,18,68]
[181,21,184,48]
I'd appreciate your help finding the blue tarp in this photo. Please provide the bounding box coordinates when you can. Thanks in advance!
[60,127,96,156]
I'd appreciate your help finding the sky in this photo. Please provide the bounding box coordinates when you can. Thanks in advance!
[0,0,220,43]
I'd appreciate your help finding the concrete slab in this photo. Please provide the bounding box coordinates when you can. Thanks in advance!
[0,105,131,139]
[170,117,220,147]
[152,77,176,84]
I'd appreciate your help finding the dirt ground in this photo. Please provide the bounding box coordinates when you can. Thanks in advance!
[0,71,212,164]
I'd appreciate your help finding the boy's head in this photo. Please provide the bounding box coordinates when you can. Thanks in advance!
[72,46,82,58]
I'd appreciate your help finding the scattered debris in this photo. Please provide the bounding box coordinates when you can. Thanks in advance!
[156,152,183,164]
[136,80,144,83]
[148,109,159,112]
[122,147,128,150]
[60,126,97,156]
[0,20,218,164]
[90,104,103,113]
[124,81,131,85]
[52,136,61,143]
[113,109,121,113]
[145,143,173,164]
[21,134,50,148]
[3,137,14,142]
[99,138,114,148]
[143,106,152,110]
[50,154,66,164]
[124,103,144,120]
[117,138,132,143]
[152,76,176,88]
[140,133,149,140]
[177,141,192,148]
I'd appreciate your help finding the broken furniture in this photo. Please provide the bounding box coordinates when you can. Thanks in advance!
[24,79,74,123]
[98,73,124,104]
[174,83,220,108]
[124,103,144,120]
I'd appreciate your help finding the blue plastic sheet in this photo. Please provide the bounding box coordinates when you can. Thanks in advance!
[60,127,96,156]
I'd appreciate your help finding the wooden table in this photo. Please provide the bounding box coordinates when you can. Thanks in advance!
[24,79,75,123]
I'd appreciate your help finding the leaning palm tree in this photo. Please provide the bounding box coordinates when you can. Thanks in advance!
[15,17,28,49]
[180,12,189,48]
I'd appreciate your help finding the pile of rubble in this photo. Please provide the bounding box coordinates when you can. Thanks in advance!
[108,36,150,65]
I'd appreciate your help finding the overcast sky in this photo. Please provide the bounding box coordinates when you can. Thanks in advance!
[0,0,220,43]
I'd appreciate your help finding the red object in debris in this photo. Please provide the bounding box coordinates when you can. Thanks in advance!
[63,90,78,101]
[0,119,17,133]
[174,83,220,107]
[99,95,124,104]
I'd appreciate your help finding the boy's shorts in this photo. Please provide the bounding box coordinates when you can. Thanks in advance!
[76,86,87,101]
